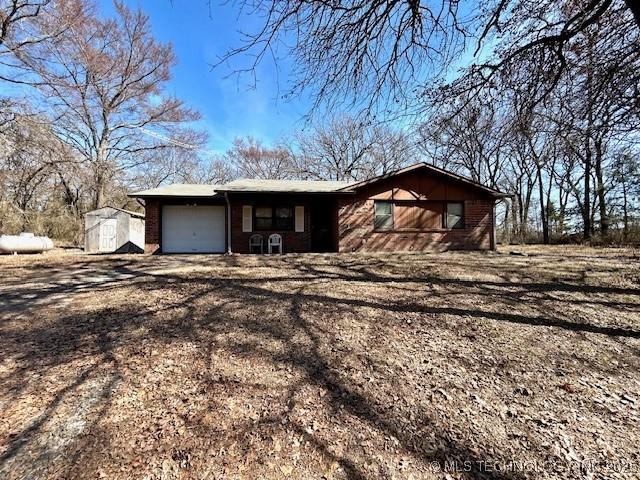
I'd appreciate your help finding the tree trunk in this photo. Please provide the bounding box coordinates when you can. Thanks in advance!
[583,140,592,240]
[94,178,105,210]
[583,38,595,242]
[558,186,568,237]
[516,193,525,242]
[93,141,109,209]
[621,179,628,239]
[18,197,29,232]
[510,197,519,244]
[545,164,555,241]
[21,210,28,232]
[503,199,511,243]
[594,139,609,236]
[536,164,549,244]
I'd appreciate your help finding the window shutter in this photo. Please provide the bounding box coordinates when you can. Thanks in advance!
[242,206,252,232]
[295,206,304,232]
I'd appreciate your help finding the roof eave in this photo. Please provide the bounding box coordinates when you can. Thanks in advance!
[127,193,223,199]
[215,189,355,195]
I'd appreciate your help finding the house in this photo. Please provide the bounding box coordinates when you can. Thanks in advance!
[129,163,508,254]
[84,206,145,253]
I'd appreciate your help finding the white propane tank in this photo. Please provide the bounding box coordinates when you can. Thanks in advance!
[0,233,54,254]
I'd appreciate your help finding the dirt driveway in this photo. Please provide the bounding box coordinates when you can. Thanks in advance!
[0,246,639,479]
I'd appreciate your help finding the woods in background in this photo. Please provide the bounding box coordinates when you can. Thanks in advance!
[219,0,640,245]
[1,0,639,245]
[420,0,640,243]
[0,0,206,242]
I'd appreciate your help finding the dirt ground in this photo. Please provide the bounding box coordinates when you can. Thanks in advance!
[0,246,639,480]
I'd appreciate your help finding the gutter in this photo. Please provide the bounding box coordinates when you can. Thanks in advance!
[491,201,496,251]
[127,194,223,199]
[213,189,355,195]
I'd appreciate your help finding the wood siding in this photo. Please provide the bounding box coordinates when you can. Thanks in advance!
[394,201,444,230]
[338,169,495,252]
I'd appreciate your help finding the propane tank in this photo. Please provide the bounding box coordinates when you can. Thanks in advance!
[0,233,54,254]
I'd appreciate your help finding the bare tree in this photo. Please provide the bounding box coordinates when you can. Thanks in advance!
[2,1,51,56]
[132,150,236,188]
[610,152,639,238]
[192,156,236,184]
[0,1,82,127]
[0,2,211,242]
[0,112,71,231]
[503,134,538,242]
[293,117,373,181]
[226,136,294,179]
[218,0,640,116]
[0,0,84,80]
[293,116,413,181]
[18,1,203,209]
[368,124,417,177]
[512,111,556,243]
[420,99,506,188]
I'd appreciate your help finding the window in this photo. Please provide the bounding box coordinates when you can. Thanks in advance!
[254,206,294,230]
[374,201,393,230]
[255,207,273,230]
[446,202,464,229]
[395,202,443,229]
[274,206,294,230]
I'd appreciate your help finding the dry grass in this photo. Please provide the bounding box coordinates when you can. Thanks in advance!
[0,246,639,479]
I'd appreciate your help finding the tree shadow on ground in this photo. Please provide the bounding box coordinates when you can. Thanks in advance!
[0,276,527,478]
[1,253,638,478]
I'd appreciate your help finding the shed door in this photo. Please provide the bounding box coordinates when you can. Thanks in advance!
[99,219,117,252]
[162,205,225,253]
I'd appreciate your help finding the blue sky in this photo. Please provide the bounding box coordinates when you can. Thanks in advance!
[94,1,490,155]
[98,0,311,154]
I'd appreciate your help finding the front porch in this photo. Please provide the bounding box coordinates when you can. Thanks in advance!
[227,193,340,254]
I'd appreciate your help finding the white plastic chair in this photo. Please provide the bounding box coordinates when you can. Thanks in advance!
[249,234,263,254]
[268,233,283,254]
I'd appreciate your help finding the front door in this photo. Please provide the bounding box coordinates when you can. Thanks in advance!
[310,202,334,252]
[99,219,117,252]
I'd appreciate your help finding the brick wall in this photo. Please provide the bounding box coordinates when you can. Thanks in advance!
[143,196,316,254]
[141,173,496,254]
[338,198,494,252]
[229,201,312,253]
[144,198,161,254]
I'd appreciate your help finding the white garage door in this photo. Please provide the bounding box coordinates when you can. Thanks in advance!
[162,205,225,253]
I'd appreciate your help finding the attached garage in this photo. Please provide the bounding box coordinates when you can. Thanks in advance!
[130,166,508,254]
[162,205,225,253]
[127,184,223,254]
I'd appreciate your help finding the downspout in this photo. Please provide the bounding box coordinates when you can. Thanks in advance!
[224,192,232,254]
[491,199,497,251]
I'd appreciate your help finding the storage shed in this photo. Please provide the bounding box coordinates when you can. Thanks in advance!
[84,206,145,253]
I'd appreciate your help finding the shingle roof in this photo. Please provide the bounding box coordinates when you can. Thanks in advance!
[216,179,353,193]
[129,184,220,197]
[128,163,508,198]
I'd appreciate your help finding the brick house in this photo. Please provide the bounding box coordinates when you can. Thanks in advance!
[130,163,508,254]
